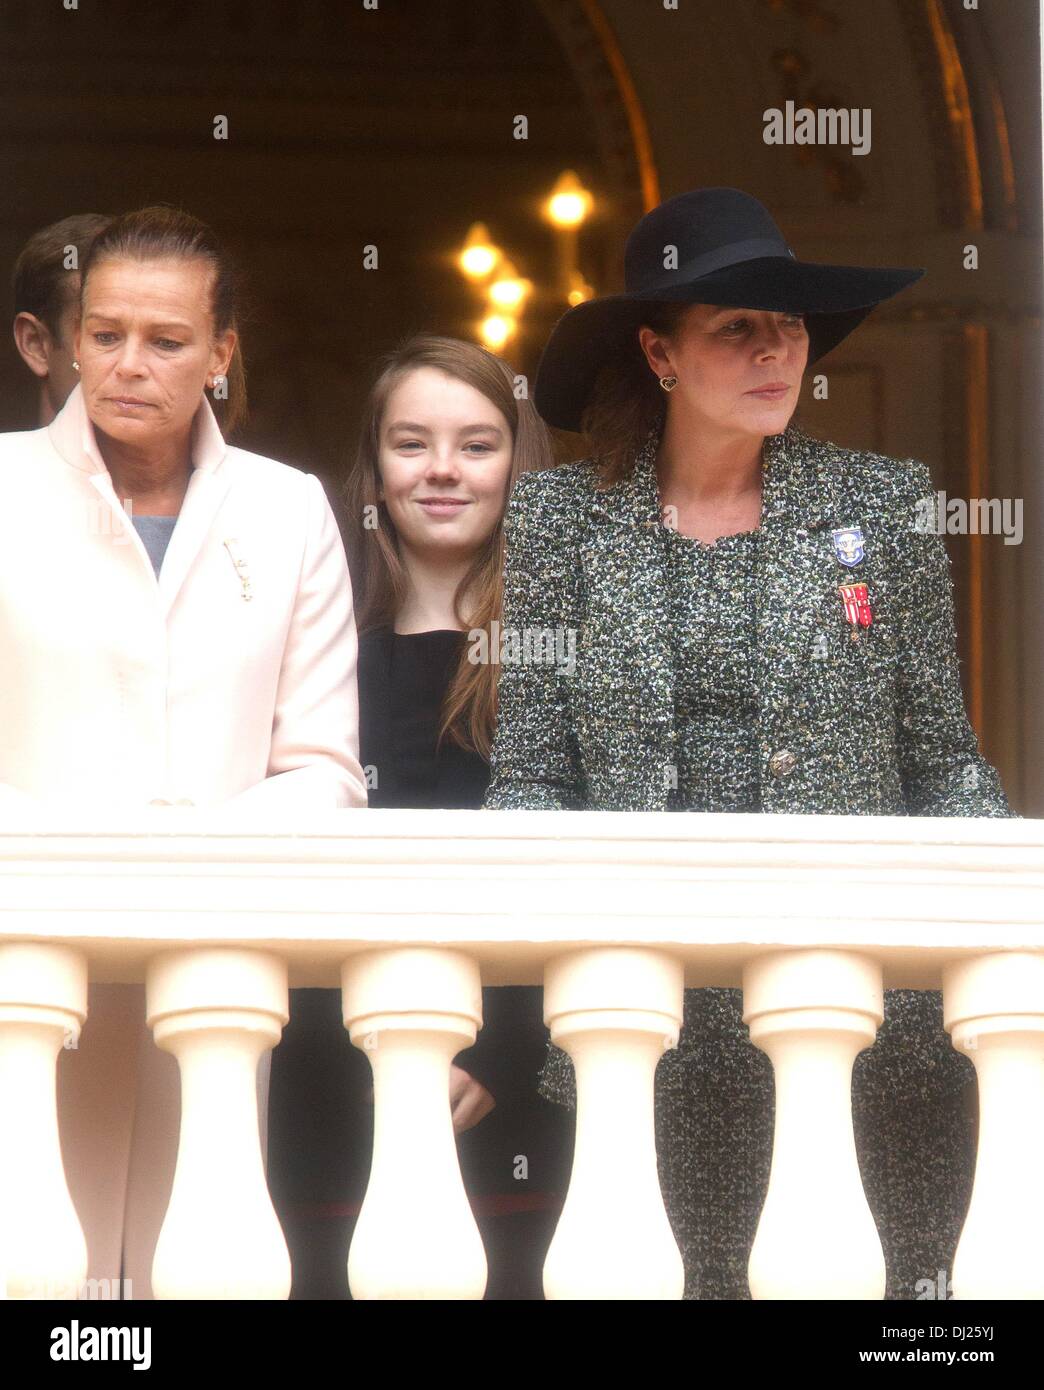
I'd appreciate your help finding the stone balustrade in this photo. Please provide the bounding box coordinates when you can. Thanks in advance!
[0,809,1041,1300]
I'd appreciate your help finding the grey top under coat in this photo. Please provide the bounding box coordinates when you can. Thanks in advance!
[131,514,178,578]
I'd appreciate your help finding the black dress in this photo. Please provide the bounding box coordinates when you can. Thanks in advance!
[267,627,570,1298]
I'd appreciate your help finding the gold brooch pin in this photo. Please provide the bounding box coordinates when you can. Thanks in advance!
[223,538,253,602]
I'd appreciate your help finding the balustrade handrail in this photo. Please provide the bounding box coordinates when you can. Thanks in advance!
[0,809,1041,984]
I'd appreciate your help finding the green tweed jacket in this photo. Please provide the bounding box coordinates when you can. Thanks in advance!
[484,419,1010,818]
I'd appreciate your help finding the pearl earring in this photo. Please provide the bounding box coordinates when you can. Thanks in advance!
[659,374,678,392]
[72,361,80,372]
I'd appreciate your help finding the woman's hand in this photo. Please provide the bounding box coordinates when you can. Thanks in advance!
[449,1064,495,1133]
[363,1064,495,1133]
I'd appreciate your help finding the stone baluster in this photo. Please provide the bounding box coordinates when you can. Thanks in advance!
[542,946,685,1299]
[343,946,487,1299]
[745,948,885,1299]
[0,942,88,1300]
[147,947,290,1299]
[945,950,1044,1299]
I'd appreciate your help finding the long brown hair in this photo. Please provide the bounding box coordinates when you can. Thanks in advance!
[79,204,249,435]
[580,301,690,486]
[344,334,553,759]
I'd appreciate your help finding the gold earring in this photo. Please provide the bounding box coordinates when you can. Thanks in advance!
[659,374,678,392]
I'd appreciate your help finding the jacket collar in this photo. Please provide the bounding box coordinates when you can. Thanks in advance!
[588,408,839,532]
[47,382,228,479]
[47,383,234,617]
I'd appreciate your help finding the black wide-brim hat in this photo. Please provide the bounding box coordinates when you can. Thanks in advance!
[534,187,925,432]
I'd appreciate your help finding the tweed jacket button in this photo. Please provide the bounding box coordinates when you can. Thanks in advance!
[768,748,798,777]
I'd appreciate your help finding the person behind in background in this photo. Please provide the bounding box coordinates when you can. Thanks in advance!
[268,334,570,1299]
[11,212,111,425]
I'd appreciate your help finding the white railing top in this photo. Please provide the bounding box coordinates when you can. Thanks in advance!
[1,809,1042,987]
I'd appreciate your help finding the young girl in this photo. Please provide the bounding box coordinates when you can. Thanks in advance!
[268,334,569,1298]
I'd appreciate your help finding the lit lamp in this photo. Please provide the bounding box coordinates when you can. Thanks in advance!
[459,223,501,281]
[478,314,517,350]
[488,262,533,313]
[544,171,595,301]
[545,171,594,229]
[567,270,595,307]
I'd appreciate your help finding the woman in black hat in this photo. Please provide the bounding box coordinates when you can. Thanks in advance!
[484,187,1014,1299]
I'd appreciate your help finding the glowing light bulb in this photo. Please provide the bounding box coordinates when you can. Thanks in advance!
[478,314,517,349]
[488,263,532,311]
[459,223,501,280]
[567,269,595,306]
[545,171,594,228]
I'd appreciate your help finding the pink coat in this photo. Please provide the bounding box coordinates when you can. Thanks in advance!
[0,384,366,1296]
[0,383,366,810]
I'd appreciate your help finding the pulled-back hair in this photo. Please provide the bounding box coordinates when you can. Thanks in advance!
[345,333,553,760]
[580,301,690,485]
[12,213,111,344]
[79,204,248,435]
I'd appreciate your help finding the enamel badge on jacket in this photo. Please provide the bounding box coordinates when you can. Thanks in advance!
[485,420,1010,820]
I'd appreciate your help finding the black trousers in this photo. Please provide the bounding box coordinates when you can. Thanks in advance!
[267,986,572,1299]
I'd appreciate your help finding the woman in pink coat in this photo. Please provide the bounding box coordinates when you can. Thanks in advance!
[0,205,366,1297]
